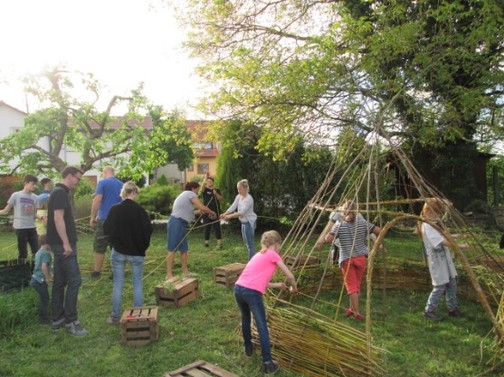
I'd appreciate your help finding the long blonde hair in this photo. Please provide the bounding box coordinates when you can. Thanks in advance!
[416,198,445,238]
[260,230,282,253]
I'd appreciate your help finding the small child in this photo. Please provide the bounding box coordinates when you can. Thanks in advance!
[234,230,297,374]
[30,234,52,324]
[36,193,49,240]
[418,198,461,321]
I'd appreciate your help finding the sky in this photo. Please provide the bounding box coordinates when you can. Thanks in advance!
[0,0,205,117]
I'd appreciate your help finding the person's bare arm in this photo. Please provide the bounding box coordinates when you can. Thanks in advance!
[89,194,102,226]
[0,204,13,216]
[54,209,72,257]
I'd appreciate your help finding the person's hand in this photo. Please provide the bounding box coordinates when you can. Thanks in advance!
[63,243,73,257]
[315,241,323,250]
[89,216,98,227]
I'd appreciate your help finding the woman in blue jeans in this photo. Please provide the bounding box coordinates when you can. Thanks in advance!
[234,230,297,374]
[103,181,153,324]
[221,179,257,260]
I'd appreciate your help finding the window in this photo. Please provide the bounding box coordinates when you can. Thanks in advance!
[197,163,209,174]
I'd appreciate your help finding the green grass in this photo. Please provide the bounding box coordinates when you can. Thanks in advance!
[0,227,502,377]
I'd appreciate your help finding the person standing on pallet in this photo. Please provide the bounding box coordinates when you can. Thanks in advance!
[200,175,223,249]
[103,181,153,325]
[166,181,216,280]
[89,166,123,279]
[47,166,89,336]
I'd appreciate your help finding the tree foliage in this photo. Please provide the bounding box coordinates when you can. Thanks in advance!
[0,67,193,180]
[175,0,503,207]
[216,119,334,228]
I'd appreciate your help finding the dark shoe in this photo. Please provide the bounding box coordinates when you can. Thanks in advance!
[90,271,101,279]
[107,316,120,326]
[204,243,209,248]
[448,308,463,317]
[244,343,253,357]
[65,321,89,336]
[52,318,65,331]
[424,311,443,321]
[263,360,280,374]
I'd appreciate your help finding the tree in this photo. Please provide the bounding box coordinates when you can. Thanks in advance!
[216,119,334,228]
[0,67,193,179]
[175,0,503,207]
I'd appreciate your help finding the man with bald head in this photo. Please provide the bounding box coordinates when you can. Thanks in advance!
[89,166,123,279]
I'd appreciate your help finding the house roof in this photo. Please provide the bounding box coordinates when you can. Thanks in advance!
[0,101,28,115]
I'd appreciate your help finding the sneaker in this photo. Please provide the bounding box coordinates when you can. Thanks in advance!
[263,360,280,374]
[244,343,253,357]
[52,318,65,331]
[448,308,463,317]
[65,321,89,336]
[107,316,120,326]
[424,311,443,321]
[204,243,209,248]
[90,271,101,279]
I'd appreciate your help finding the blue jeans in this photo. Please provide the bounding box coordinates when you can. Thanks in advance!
[234,285,272,363]
[425,277,458,312]
[51,244,81,323]
[111,249,144,319]
[30,278,50,321]
[241,221,256,260]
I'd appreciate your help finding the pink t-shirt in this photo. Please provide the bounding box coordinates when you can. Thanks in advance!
[235,249,282,294]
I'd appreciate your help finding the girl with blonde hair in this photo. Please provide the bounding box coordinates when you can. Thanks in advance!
[419,198,461,321]
[234,230,297,374]
[221,179,257,260]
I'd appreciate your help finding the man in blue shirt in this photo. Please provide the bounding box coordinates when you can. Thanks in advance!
[89,166,123,279]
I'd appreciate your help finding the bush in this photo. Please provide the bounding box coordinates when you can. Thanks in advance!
[74,194,92,220]
[137,183,181,218]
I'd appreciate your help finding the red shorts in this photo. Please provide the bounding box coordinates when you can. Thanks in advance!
[341,255,367,295]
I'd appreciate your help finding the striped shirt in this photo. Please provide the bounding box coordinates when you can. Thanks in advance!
[329,217,376,266]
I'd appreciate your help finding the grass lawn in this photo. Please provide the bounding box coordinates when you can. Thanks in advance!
[0,224,502,377]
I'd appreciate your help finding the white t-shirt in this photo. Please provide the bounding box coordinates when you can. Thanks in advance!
[8,191,37,229]
[422,223,457,285]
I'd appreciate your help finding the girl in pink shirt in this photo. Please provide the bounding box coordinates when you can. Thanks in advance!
[234,230,297,374]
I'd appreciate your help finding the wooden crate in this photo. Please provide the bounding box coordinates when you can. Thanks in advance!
[163,360,238,377]
[285,255,320,270]
[213,263,246,288]
[155,277,199,307]
[120,306,159,346]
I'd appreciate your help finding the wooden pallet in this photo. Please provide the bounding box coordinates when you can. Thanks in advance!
[163,360,238,377]
[155,277,199,307]
[120,306,159,346]
[213,263,246,288]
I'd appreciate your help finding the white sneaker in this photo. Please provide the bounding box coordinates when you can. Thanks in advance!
[65,321,89,336]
